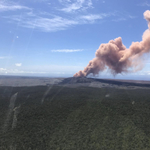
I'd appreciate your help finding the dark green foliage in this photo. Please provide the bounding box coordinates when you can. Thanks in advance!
[1,85,150,149]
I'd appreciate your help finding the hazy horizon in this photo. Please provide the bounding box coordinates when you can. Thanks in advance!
[1,74,150,81]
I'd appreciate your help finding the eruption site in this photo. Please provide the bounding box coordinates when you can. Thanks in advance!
[74,10,150,77]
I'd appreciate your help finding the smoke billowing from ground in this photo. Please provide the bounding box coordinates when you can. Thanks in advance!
[74,10,150,77]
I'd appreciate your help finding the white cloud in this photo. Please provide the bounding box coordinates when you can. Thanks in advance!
[112,18,127,22]
[4,11,111,32]
[61,4,81,12]
[59,0,93,13]
[1,0,136,33]
[138,1,150,7]
[33,0,49,3]
[0,68,46,75]
[0,64,84,76]
[128,15,137,19]
[4,14,78,32]
[111,11,137,22]
[0,68,6,71]
[1,1,124,32]
[32,17,78,32]
[0,1,30,12]
[80,14,107,21]
[0,57,6,59]
[51,49,83,52]
[0,56,11,59]
[88,0,92,7]
[112,15,136,22]
[15,63,22,67]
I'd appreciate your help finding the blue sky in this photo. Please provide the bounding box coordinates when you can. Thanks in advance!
[0,0,150,79]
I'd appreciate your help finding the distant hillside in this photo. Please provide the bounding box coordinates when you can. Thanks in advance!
[60,77,150,87]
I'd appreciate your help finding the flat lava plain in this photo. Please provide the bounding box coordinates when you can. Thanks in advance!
[0,76,150,89]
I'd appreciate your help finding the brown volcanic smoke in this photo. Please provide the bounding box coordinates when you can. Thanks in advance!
[74,10,150,77]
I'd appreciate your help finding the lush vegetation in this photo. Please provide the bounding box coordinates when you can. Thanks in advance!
[1,85,150,150]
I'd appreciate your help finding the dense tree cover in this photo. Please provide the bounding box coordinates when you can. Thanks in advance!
[0,85,150,150]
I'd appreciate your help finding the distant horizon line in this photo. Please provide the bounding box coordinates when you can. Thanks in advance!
[0,74,150,82]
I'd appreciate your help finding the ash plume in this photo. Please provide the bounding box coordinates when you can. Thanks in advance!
[74,10,150,77]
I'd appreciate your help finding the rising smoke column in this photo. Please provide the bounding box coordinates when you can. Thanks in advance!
[74,10,150,77]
